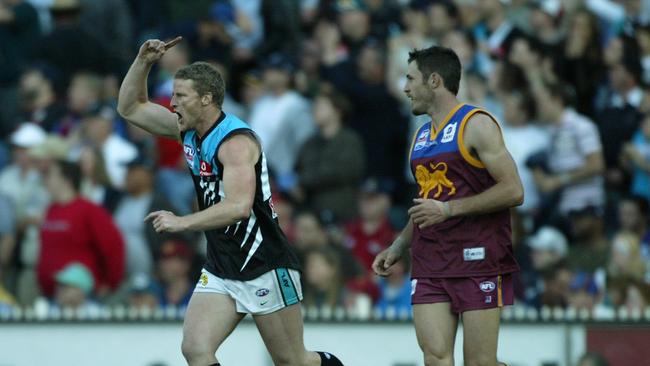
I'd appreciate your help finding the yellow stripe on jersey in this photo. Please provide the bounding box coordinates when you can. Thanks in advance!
[457,109,503,169]
[430,103,466,141]
[497,275,503,307]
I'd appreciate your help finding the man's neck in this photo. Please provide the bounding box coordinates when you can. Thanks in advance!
[428,96,461,130]
[321,121,341,138]
[195,109,222,138]
[362,218,382,235]
[551,108,566,125]
[55,190,77,205]
[270,87,288,97]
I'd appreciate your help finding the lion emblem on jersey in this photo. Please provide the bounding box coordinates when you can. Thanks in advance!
[415,162,456,198]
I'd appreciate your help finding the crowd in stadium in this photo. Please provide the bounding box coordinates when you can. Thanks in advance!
[0,0,649,320]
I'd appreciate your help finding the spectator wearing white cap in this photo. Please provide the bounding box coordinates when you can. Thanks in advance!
[519,226,568,306]
[0,123,51,305]
[528,226,569,270]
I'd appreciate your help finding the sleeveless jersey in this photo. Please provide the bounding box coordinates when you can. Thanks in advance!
[409,103,519,278]
[181,112,301,281]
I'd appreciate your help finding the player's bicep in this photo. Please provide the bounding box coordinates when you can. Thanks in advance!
[218,134,259,214]
[122,102,180,140]
[465,114,521,185]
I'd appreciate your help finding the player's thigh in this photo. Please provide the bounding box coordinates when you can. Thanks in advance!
[253,303,313,364]
[182,292,245,353]
[461,307,501,366]
[413,302,459,359]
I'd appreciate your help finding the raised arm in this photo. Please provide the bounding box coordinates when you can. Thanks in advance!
[117,37,182,140]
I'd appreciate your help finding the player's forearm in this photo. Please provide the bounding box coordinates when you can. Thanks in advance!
[448,181,523,218]
[392,219,414,251]
[117,58,152,117]
[181,200,251,232]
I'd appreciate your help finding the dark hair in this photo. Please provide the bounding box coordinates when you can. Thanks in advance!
[174,62,225,107]
[408,46,462,95]
[56,160,82,192]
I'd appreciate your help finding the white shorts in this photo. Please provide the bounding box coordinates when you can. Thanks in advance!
[194,268,303,315]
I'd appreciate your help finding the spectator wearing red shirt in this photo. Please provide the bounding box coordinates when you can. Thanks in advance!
[37,159,125,298]
[344,178,396,272]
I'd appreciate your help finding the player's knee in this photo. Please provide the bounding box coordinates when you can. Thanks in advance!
[419,341,452,366]
[181,338,214,364]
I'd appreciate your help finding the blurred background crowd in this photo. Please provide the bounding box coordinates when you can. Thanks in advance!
[0,0,650,324]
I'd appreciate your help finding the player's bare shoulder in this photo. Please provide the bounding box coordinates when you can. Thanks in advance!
[217,133,261,165]
[463,111,505,152]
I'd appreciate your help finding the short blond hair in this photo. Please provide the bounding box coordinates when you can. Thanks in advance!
[175,62,225,107]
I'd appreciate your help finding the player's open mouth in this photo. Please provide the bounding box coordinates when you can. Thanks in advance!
[176,112,183,122]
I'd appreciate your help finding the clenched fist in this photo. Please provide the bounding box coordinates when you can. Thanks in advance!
[137,36,182,64]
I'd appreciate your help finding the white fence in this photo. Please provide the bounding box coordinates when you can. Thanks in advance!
[0,320,586,366]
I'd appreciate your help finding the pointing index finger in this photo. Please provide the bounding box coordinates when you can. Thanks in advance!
[164,36,183,50]
[144,211,161,222]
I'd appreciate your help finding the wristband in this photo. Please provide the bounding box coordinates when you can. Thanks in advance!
[442,201,451,218]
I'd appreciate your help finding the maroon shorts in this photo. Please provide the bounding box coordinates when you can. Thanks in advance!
[411,274,514,314]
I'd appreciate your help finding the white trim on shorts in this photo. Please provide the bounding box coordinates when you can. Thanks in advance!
[194,268,303,315]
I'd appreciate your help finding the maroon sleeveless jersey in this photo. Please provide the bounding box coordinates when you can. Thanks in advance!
[409,103,519,278]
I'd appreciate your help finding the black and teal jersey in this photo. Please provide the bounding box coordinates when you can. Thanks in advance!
[181,112,301,280]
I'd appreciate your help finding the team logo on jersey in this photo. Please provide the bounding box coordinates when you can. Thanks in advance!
[200,273,208,286]
[199,160,213,176]
[440,122,457,143]
[184,144,195,165]
[413,129,430,151]
[415,162,456,198]
[479,281,496,293]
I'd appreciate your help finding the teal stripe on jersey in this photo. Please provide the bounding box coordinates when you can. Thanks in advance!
[275,268,299,306]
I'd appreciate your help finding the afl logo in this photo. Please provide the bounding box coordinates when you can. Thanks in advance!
[184,144,195,157]
[479,281,496,293]
[255,288,270,297]
[184,144,195,164]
